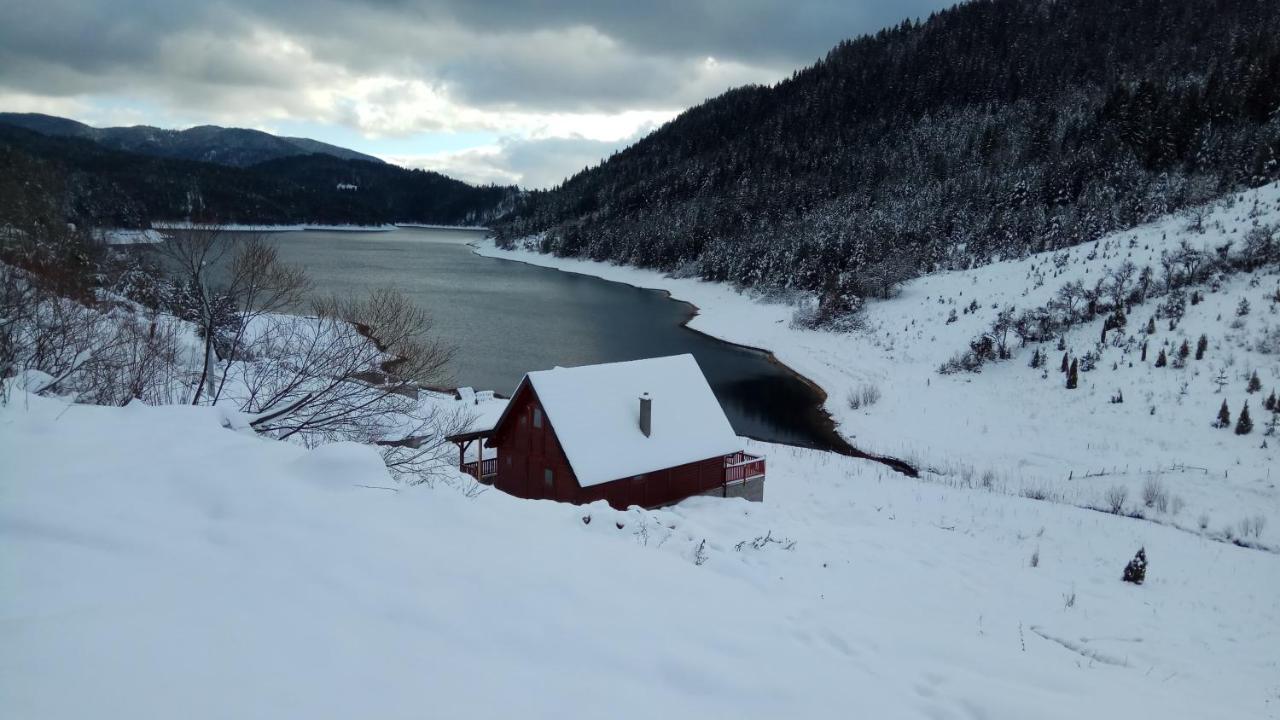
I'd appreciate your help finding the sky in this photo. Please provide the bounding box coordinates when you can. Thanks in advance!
[0,0,955,189]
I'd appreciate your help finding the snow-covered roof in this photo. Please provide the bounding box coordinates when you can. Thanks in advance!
[523,354,741,487]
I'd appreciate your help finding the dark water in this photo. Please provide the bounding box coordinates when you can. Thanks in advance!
[262,226,845,451]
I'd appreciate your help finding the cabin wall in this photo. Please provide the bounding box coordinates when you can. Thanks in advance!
[491,385,578,502]
[490,385,744,509]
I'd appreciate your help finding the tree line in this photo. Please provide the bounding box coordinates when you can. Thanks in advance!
[494,0,1280,324]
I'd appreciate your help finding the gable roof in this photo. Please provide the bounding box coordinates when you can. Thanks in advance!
[515,354,741,487]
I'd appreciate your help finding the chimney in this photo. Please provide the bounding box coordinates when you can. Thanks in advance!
[639,392,652,437]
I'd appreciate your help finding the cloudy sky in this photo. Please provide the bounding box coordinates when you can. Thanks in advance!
[1,0,954,188]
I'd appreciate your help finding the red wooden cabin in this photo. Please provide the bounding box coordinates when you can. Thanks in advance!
[449,354,765,509]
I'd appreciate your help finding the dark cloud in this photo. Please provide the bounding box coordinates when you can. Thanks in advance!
[1,0,956,184]
[1,0,954,110]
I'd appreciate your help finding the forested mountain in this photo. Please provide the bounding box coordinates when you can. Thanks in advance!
[495,0,1280,300]
[0,112,384,167]
[0,124,516,228]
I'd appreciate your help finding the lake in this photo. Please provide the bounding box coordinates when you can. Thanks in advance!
[262,226,847,451]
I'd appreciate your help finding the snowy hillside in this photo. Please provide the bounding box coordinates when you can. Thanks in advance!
[3,392,1278,718]
[479,182,1280,550]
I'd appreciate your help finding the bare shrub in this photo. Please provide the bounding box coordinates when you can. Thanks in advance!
[1239,515,1268,539]
[1021,484,1055,501]
[1104,485,1128,514]
[846,383,882,410]
[1141,476,1168,509]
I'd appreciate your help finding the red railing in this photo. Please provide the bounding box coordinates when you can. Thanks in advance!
[723,453,766,484]
[462,457,498,478]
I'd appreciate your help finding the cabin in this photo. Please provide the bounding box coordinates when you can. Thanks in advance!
[448,354,765,509]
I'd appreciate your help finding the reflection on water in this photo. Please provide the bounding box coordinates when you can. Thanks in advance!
[260,227,845,451]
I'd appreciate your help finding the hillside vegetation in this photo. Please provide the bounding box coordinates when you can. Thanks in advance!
[496,0,1280,307]
[483,182,1280,551]
[0,112,385,166]
[0,124,516,228]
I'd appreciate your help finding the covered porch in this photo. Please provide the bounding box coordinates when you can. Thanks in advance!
[449,428,497,483]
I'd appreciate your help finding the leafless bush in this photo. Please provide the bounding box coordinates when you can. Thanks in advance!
[846,383,882,410]
[1141,476,1168,509]
[1239,514,1268,539]
[1021,485,1055,501]
[224,288,462,479]
[1104,485,1128,514]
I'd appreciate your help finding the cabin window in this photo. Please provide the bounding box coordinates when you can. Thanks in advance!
[544,468,554,489]
[533,408,543,428]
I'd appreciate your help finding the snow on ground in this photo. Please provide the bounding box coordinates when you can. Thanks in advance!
[151,222,398,233]
[99,228,167,245]
[3,392,1278,718]
[476,183,1280,549]
[395,223,489,231]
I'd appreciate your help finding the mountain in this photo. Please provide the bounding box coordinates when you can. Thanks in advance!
[494,0,1280,301]
[0,112,384,167]
[0,123,515,228]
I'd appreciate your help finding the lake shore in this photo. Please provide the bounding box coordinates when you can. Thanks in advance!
[470,239,869,459]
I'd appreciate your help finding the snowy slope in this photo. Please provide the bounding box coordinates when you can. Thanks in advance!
[477,183,1280,549]
[3,392,1278,718]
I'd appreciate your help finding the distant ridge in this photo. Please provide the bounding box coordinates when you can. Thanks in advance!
[0,112,384,167]
[0,123,516,228]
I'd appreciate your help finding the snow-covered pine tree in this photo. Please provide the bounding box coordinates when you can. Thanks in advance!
[1178,340,1190,361]
[1265,390,1277,412]
[1236,402,1253,435]
[1066,358,1079,389]
[1247,371,1262,393]
[1061,351,1069,372]
[1215,399,1231,428]
[1155,348,1168,367]
[1122,547,1147,585]
[1195,334,1208,360]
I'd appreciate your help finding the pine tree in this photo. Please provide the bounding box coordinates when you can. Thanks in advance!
[1215,399,1231,428]
[1236,402,1253,435]
[1247,371,1262,393]
[1061,351,1069,372]
[1146,317,1156,334]
[1195,333,1208,360]
[1237,298,1250,316]
[1155,348,1168,367]
[1122,547,1147,585]
[1265,390,1277,412]
[1140,340,1148,362]
[1178,340,1190,361]
[1066,358,1079,389]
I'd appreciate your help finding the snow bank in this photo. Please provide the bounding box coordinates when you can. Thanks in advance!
[151,222,398,233]
[2,391,1277,718]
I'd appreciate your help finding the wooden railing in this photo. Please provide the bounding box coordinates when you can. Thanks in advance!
[462,457,498,479]
[723,453,766,484]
